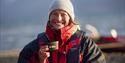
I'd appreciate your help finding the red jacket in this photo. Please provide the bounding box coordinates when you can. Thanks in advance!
[18,24,106,63]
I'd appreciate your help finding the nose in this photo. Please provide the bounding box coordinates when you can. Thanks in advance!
[57,14,62,21]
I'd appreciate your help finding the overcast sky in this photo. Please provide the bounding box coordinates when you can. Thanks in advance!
[0,0,125,51]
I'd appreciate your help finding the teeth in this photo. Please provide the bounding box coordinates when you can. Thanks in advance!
[55,23,64,27]
[52,22,64,29]
[55,23,62,25]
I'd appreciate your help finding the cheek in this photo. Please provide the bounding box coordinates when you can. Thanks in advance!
[49,20,55,25]
[49,17,56,23]
[65,18,70,24]
[65,21,69,25]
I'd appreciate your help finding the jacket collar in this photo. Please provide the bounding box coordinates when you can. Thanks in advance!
[45,22,78,46]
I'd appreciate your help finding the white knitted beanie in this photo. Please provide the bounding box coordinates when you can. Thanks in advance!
[49,0,75,21]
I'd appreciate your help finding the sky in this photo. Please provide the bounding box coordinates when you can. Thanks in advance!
[0,0,125,51]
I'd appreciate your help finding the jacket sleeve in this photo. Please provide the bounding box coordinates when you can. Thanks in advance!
[82,36,106,63]
[17,39,38,63]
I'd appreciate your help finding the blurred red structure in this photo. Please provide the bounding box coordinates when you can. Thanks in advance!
[96,36,125,52]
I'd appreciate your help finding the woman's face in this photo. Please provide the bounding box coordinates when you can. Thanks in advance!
[49,10,70,30]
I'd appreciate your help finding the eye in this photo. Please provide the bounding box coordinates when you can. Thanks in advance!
[51,12,58,16]
[61,13,66,16]
[61,13,68,17]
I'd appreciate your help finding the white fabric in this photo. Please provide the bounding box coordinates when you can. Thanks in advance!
[49,0,75,21]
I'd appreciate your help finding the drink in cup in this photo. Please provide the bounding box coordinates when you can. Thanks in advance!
[49,41,59,51]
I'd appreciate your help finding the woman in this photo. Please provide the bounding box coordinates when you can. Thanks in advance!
[18,0,106,63]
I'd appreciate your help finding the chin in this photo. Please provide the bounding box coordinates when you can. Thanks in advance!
[54,27,62,30]
[53,26,64,30]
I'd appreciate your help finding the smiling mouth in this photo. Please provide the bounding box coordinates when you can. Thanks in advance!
[53,23,62,27]
[54,22,65,26]
[55,22,62,24]
[55,21,65,24]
